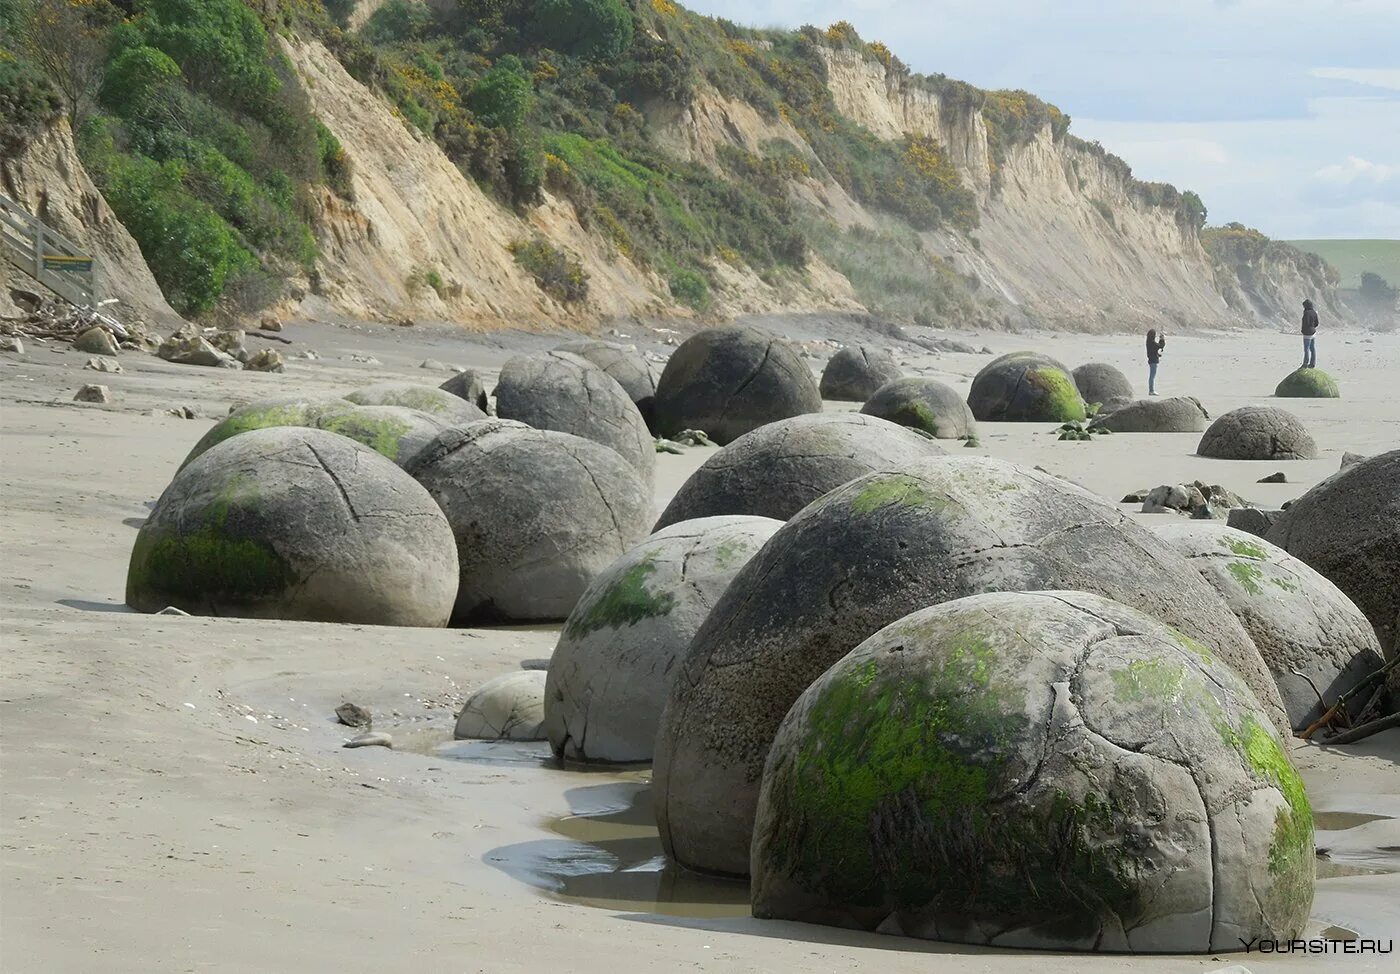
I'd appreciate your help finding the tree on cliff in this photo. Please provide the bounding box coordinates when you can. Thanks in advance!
[529,0,634,61]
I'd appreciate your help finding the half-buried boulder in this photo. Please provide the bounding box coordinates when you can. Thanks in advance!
[1090,396,1209,433]
[1275,368,1340,399]
[652,326,821,444]
[1072,361,1134,406]
[859,377,977,439]
[967,351,1086,422]
[345,382,486,424]
[455,671,547,741]
[819,346,903,402]
[751,590,1313,951]
[406,420,652,623]
[545,515,782,763]
[1198,406,1317,460]
[439,369,490,412]
[654,413,944,529]
[556,339,660,431]
[1153,521,1384,728]
[128,427,458,625]
[653,456,1285,876]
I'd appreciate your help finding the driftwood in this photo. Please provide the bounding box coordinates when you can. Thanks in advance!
[1300,655,1399,743]
[1321,712,1400,745]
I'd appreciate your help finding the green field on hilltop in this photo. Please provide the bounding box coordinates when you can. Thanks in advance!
[1287,239,1400,289]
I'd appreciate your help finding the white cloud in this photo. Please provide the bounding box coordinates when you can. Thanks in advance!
[1310,68,1400,91]
[1306,156,1400,208]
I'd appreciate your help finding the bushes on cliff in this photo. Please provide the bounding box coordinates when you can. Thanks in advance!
[0,54,62,154]
[510,237,589,303]
[529,0,634,61]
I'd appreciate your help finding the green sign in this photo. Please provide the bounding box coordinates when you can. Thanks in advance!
[43,255,93,273]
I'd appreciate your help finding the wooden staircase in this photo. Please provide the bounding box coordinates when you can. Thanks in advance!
[0,191,97,308]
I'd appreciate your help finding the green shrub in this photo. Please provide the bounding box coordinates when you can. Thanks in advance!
[529,0,635,61]
[316,122,354,199]
[466,56,533,132]
[100,44,183,118]
[1091,199,1116,229]
[0,54,62,154]
[669,268,710,309]
[363,0,433,45]
[134,0,280,114]
[510,237,589,303]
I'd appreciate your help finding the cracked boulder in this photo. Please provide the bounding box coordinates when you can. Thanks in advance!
[967,351,1086,423]
[438,368,490,413]
[344,382,486,424]
[545,515,782,764]
[1072,362,1134,406]
[859,377,977,439]
[1265,450,1400,657]
[652,326,822,445]
[1198,406,1317,460]
[495,349,654,483]
[654,413,944,529]
[819,346,903,402]
[1153,522,1384,728]
[1089,396,1209,433]
[455,671,547,741]
[751,590,1313,952]
[556,339,660,431]
[653,456,1285,877]
[406,420,652,624]
[127,427,457,625]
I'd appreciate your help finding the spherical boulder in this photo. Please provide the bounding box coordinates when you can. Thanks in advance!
[344,382,486,424]
[1090,396,1209,433]
[1072,361,1134,405]
[128,428,458,625]
[455,671,547,741]
[752,591,1313,951]
[181,395,346,468]
[967,351,1086,422]
[1153,522,1385,728]
[653,456,1285,876]
[556,339,660,430]
[1198,406,1317,460]
[545,515,782,763]
[859,377,977,439]
[1275,368,1340,399]
[652,326,821,445]
[439,369,490,412]
[1265,450,1400,656]
[654,413,944,529]
[819,346,903,402]
[494,349,654,482]
[405,420,652,623]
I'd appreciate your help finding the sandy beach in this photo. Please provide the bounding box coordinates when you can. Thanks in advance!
[2,314,1396,972]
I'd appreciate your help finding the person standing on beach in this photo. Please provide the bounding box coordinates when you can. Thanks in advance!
[1301,299,1319,368]
[1146,327,1166,395]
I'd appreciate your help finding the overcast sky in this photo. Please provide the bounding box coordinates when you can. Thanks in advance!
[684,0,1400,239]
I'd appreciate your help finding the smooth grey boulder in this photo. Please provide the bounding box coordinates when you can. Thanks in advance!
[1072,361,1134,405]
[653,456,1286,877]
[438,369,490,412]
[652,326,821,445]
[545,515,782,763]
[127,427,458,626]
[1153,522,1385,728]
[455,671,547,741]
[556,339,660,430]
[752,591,1313,951]
[819,346,903,402]
[1090,396,1209,432]
[966,351,1086,423]
[859,377,977,439]
[494,349,654,483]
[654,413,944,529]
[344,382,486,424]
[406,420,652,623]
[1198,406,1317,460]
[1228,508,1285,538]
[1266,450,1400,657]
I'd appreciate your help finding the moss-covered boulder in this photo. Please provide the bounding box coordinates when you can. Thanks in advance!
[1198,406,1317,460]
[439,369,490,412]
[455,671,546,741]
[819,346,903,402]
[654,413,944,529]
[653,456,1284,877]
[1072,361,1135,406]
[406,420,652,623]
[1090,396,1209,433]
[1275,368,1340,399]
[128,428,458,625]
[652,326,821,445]
[859,377,977,439]
[752,591,1313,951]
[344,382,486,424]
[967,351,1086,422]
[1154,522,1384,728]
[545,515,781,763]
[556,339,660,431]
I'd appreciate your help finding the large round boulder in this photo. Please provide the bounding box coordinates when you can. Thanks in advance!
[653,456,1285,876]
[455,671,547,741]
[859,377,977,439]
[819,346,903,402]
[967,351,1086,422]
[1090,396,1209,433]
[654,413,944,529]
[1153,522,1385,728]
[556,339,660,430]
[405,420,652,623]
[1198,406,1317,460]
[752,591,1313,951]
[652,326,821,445]
[439,369,490,412]
[1266,450,1400,657]
[494,349,654,482]
[545,515,782,763]
[345,382,486,424]
[128,428,458,625]
[1275,368,1340,399]
[1072,361,1134,405]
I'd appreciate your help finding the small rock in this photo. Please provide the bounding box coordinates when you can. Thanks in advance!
[1142,484,1190,514]
[158,327,240,368]
[335,702,372,728]
[394,316,416,328]
[258,315,282,332]
[346,353,380,365]
[73,326,119,356]
[655,439,684,454]
[209,329,248,361]
[1257,472,1287,484]
[1226,508,1284,537]
[673,429,716,447]
[244,349,285,373]
[419,359,455,371]
[964,437,981,448]
[343,731,393,749]
[1121,489,1150,504]
[0,336,24,354]
[85,356,123,374]
[74,383,111,403]
[289,348,319,361]
[1340,451,1368,470]
[156,605,190,615]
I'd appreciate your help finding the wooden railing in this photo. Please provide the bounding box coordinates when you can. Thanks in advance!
[0,191,97,308]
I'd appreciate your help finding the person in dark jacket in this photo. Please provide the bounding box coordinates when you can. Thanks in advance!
[1146,327,1166,395]
[1301,299,1319,368]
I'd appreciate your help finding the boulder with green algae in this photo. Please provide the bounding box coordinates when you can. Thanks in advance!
[1275,368,1340,398]
[1153,522,1384,728]
[653,413,944,529]
[819,346,903,402]
[1072,361,1135,405]
[966,351,1086,422]
[859,377,977,439]
[128,427,458,626]
[556,339,660,431]
[545,515,782,763]
[1198,406,1317,460]
[344,382,486,424]
[751,591,1314,952]
[652,456,1285,877]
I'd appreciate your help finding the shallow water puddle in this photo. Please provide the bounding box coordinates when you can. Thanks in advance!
[1314,810,1392,831]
